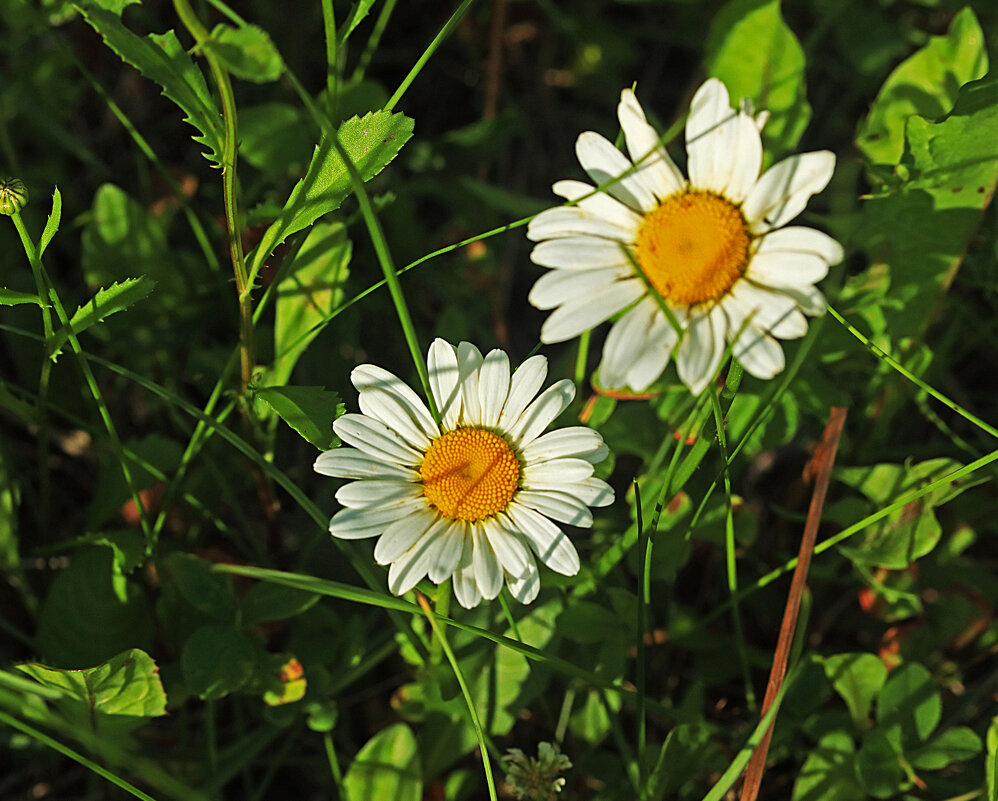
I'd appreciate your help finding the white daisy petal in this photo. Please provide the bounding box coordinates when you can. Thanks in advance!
[734,326,787,380]
[728,281,806,338]
[618,89,686,199]
[387,526,447,596]
[374,508,439,564]
[551,180,645,232]
[506,379,576,448]
[539,279,645,343]
[522,427,607,464]
[522,457,595,485]
[625,314,679,391]
[754,226,844,265]
[742,150,836,234]
[781,283,827,316]
[359,387,433,450]
[351,364,438,439]
[724,112,764,203]
[428,338,462,430]
[526,206,635,243]
[575,476,615,507]
[506,502,581,576]
[453,533,482,609]
[478,349,511,427]
[314,448,418,480]
[686,78,739,195]
[676,306,726,395]
[505,544,540,605]
[427,519,466,584]
[747,251,830,289]
[472,526,503,600]
[599,298,660,389]
[498,355,548,430]
[530,236,633,271]
[484,517,531,578]
[335,479,422,509]
[334,414,423,466]
[528,266,629,311]
[576,131,658,212]
[457,342,484,426]
[328,497,427,540]
[517,490,594,527]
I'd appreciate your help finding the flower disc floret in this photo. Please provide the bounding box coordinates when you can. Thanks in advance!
[420,427,520,522]
[635,190,749,306]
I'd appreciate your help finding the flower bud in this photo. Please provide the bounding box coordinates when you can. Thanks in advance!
[0,178,28,215]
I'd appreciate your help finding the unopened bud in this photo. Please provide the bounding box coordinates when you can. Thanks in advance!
[0,178,28,215]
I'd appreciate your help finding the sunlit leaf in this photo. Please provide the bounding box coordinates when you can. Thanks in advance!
[49,277,156,359]
[255,385,344,451]
[344,724,422,801]
[821,653,887,728]
[203,24,283,83]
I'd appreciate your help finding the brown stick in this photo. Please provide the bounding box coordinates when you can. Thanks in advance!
[739,407,848,801]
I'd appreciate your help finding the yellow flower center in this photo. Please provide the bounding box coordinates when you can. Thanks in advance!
[420,428,521,522]
[634,190,750,306]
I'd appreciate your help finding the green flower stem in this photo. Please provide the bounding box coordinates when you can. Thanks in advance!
[429,578,452,667]
[8,211,153,545]
[353,0,398,81]
[285,70,440,423]
[710,388,756,712]
[323,732,346,801]
[173,0,255,395]
[574,328,591,387]
[417,591,498,801]
[320,0,338,109]
[384,0,478,113]
[635,480,648,797]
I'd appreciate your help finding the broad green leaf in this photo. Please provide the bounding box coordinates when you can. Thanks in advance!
[39,186,62,257]
[855,731,903,798]
[248,109,415,275]
[876,662,940,750]
[35,548,154,669]
[270,222,351,386]
[48,277,156,359]
[821,653,887,728]
[791,731,863,801]
[160,552,237,623]
[17,648,166,718]
[0,288,44,307]
[255,386,344,451]
[836,458,973,568]
[78,5,223,164]
[343,723,421,801]
[857,7,987,165]
[181,625,257,700]
[705,0,810,154]
[239,103,313,175]
[908,726,982,769]
[203,24,283,83]
[645,724,714,801]
[987,716,998,801]
[241,582,320,627]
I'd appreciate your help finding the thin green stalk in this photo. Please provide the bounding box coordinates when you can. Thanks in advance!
[321,0,338,110]
[635,481,648,797]
[353,0,398,80]
[384,0,478,112]
[600,690,642,796]
[828,304,998,441]
[8,212,153,543]
[710,389,756,712]
[173,0,255,394]
[323,732,346,801]
[429,579,452,667]
[284,70,439,423]
[574,328,591,387]
[417,592,498,801]
[498,591,522,642]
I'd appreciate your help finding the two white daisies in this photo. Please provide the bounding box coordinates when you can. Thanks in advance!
[316,78,841,606]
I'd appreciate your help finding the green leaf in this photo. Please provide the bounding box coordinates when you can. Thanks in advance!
[49,277,156,359]
[255,385,344,450]
[821,653,887,728]
[339,0,379,42]
[78,5,223,164]
[239,103,313,176]
[39,186,62,257]
[987,716,998,801]
[857,7,988,165]
[876,662,940,750]
[836,458,973,568]
[35,548,154,669]
[909,726,982,769]
[181,625,257,700]
[855,731,903,798]
[791,731,864,801]
[0,288,44,307]
[705,0,810,155]
[241,582,320,627]
[0,439,22,581]
[203,24,283,83]
[248,109,414,275]
[269,222,351,386]
[344,724,421,801]
[160,553,237,623]
[17,648,166,718]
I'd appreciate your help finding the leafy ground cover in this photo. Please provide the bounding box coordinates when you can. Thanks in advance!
[1,0,998,799]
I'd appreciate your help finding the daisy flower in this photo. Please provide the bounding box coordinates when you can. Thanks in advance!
[314,339,613,609]
[526,78,843,394]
